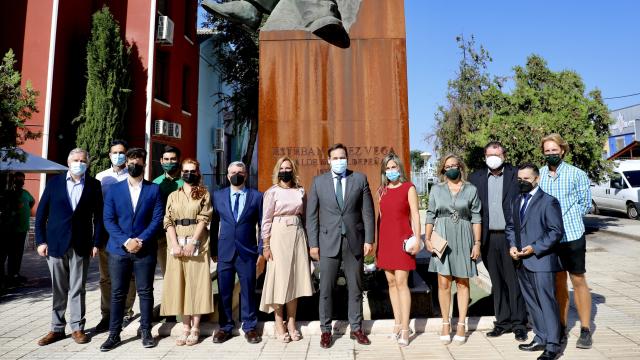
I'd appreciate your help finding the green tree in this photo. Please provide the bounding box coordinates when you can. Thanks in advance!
[74,6,130,176]
[203,13,261,170]
[0,49,39,161]
[410,150,425,170]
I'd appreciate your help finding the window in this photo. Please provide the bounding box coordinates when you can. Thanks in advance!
[184,0,196,41]
[157,0,169,16]
[182,65,192,113]
[154,51,170,103]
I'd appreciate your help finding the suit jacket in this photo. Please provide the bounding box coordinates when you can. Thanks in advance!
[103,179,164,256]
[210,186,263,262]
[505,188,564,272]
[35,173,103,257]
[306,170,375,258]
[469,164,519,255]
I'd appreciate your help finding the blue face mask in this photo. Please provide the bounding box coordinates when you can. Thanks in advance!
[69,162,87,176]
[386,169,400,181]
[330,159,347,174]
[110,153,126,166]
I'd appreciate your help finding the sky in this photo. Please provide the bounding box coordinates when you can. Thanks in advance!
[406,0,640,152]
[198,1,640,153]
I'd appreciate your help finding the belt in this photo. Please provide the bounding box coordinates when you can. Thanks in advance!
[174,218,198,226]
[488,229,505,233]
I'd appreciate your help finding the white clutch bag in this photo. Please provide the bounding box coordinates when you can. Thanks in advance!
[403,235,424,254]
[169,237,199,256]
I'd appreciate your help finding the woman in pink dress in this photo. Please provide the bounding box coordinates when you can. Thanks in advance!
[376,153,421,346]
[259,156,313,342]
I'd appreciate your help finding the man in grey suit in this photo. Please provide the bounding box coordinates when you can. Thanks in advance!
[307,143,375,348]
[506,163,564,360]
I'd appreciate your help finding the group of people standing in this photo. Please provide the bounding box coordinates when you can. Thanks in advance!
[30,135,592,359]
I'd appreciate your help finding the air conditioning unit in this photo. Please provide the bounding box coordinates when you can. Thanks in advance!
[154,120,169,135]
[212,128,224,152]
[171,123,182,139]
[156,16,174,45]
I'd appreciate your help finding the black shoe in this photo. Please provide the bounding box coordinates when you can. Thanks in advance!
[94,318,110,333]
[486,327,510,337]
[537,350,558,360]
[100,334,121,352]
[141,329,156,348]
[576,327,592,349]
[514,329,528,342]
[519,341,546,352]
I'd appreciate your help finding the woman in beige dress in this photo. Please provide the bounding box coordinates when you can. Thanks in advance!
[260,156,313,342]
[161,159,213,346]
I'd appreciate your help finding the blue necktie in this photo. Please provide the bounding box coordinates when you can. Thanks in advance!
[233,193,240,221]
[520,193,531,220]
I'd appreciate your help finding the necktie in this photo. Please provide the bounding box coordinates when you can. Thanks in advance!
[520,193,531,220]
[233,193,240,221]
[335,175,346,235]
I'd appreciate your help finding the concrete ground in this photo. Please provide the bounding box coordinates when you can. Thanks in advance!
[1,214,639,359]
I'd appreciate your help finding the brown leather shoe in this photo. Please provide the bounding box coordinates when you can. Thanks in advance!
[71,330,89,344]
[320,331,332,348]
[212,330,233,344]
[37,331,66,346]
[350,329,371,345]
[244,329,261,344]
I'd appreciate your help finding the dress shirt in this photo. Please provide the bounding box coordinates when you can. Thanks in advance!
[332,171,346,201]
[95,166,128,196]
[539,161,591,242]
[230,187,248,220]
[66,171,85,211]
[128,178,143,212]
[487,169,506,230]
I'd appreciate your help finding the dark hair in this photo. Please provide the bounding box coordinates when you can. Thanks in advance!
[484,141,505,154]
[327,143,348,158]
[13,171,25,178]
[162,145,181,158]
[110,139,129,151]
[518,162,539,176]
[126,148,147,161]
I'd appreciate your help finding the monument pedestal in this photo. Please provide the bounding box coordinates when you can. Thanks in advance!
[258,0,409,192]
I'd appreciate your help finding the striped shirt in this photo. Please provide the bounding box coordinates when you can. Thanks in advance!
[539,161,591,242]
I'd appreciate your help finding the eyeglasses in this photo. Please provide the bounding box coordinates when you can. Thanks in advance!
[181,170,197,174]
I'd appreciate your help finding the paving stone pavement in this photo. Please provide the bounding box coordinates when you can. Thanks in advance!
[1,216,640,359]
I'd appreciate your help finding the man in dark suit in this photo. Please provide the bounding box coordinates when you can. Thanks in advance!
[35,148,103,346]
[210,161,264,344]
[306,143,375,348]
[506,163,564,360]
[469,141,528,341]
[100,148,164,351]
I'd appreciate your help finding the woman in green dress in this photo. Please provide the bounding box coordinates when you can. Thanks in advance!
[425,154,482,345]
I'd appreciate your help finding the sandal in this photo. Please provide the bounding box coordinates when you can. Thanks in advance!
[440,320,451,345]
[453,323,466,345]
[397,329,411,347]
[186,328,200,346]
[176,330,189,346]
[275,330,291,343]
[289,329,301,341]
[389,323,401,340]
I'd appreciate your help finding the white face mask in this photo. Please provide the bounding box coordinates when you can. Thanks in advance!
[110,153,126,166]
[69,161,87,176]
[485,155,504,170]
[330,159,348,174]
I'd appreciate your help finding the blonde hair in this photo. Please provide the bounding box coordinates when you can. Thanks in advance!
[436,153,467,182]
[271,156,301,187]
[541,133,570,158]
[377,152,408,197]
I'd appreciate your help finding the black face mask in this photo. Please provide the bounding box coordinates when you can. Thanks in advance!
[14,180,24,189]
[230,173,245,186]
[127,163,144,178]
[182,173,199,185]
[545,154,562,167]
[518,180,535,194]
[278,171,293,183]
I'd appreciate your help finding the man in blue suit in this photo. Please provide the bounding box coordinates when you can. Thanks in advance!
[506,163,564,360]
[35,148,103,346]
[210,161,264,344]
[100,148,164,351]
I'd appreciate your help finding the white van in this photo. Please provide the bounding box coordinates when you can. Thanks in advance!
[591,160,640,219]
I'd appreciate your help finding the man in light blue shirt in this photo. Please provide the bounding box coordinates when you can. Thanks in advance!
[539,133,592,350]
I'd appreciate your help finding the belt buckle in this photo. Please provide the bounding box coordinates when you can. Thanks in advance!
[180,219,190,226]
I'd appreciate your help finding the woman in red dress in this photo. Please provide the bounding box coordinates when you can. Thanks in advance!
[376,153,422,346]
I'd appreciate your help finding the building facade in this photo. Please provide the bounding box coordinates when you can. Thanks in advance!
[608,104,640,159]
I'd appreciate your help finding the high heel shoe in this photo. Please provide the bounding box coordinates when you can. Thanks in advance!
[397,329,411,347]
[453,322,466,345]
[440,320,452,345]
[389,323,401,340]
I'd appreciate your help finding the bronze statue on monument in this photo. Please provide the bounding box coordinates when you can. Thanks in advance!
[201,0,361,48]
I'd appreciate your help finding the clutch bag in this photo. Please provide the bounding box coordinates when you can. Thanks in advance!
[402,235,424,254]
[430,231,448,259]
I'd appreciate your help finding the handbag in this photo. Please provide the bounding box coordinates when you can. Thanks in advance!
[402,235,424,254]
[430,231,448,259]
[169,236,199,256]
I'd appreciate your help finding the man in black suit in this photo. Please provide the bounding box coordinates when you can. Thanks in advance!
[469,141,527,341]
[506,163,564,360]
